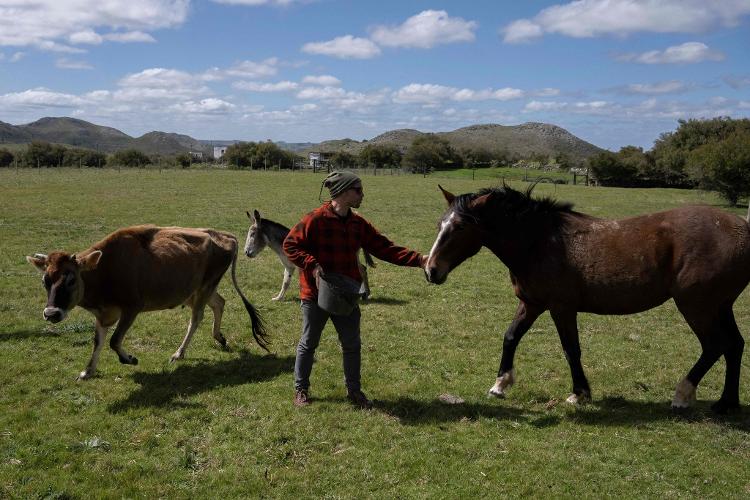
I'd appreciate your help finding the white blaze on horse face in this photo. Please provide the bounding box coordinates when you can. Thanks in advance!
[428,211,456,267]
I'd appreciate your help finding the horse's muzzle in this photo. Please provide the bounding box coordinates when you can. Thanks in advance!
[424,266,447,285]
[43,307,65,323]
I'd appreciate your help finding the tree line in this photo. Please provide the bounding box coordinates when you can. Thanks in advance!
[587,117,750,204]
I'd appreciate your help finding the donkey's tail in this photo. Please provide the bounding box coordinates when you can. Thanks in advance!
[230,242,270,352]
[363,251,376,268]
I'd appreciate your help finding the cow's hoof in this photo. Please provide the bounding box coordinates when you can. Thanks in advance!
[566,392,591,405]
[711,399,740,415]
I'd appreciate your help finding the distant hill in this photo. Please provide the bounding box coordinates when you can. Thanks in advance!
[0,117,604,161]
[0,117,212,156]
[308,123,603,162]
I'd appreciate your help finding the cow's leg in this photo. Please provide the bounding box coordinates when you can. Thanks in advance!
[273,266,294,301]
[77,319,109,380]
[171,303,206,362]
[109,310,139,366]
[358,260,370,300]
[489,300,542,398]
[712,306,744,414]
[207,291,227,347]
[550,309,591,404]
[673,300,723,409]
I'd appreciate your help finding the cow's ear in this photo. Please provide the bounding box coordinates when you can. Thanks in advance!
[439,185,455,205]
[77,251,102,271]
[253,209,261,224]
[26,253,48,273]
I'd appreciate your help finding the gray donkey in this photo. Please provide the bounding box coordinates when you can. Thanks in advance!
[244,210,375,301]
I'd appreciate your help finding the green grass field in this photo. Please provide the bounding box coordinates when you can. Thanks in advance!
[1,168,748,498]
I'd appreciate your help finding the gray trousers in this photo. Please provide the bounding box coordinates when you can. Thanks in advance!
[294,300,362,392]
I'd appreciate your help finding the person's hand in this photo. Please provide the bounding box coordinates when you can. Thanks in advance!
[313,265,323,287]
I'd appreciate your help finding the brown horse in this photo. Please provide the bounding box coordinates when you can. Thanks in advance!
[424,184,748,413]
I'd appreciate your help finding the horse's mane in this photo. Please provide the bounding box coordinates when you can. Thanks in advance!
[259,217,291,234]
[454,184,574,228]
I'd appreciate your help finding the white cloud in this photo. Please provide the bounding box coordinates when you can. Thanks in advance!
[502,0,750,43]
[233,80,299,92]
[69,30,103,45]
[56,58,94,70]
[211,0,302,5]
[621,81,688,95]
[295,86,388,110]
[524,100,614,114]
[370,10,477,49]
[302,35,381,59]
[618,42,725,64]
[116,68,211,101]
[0,1,188,51]
[724,75,750,89]
[392,83,524,104]
[0,88,88,108]
[10,52,25,62]
[170,98,236,114]
[105,31,156,43]
[225,58,280,78]
[302,75,341,86]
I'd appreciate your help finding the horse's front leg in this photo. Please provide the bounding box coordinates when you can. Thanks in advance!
[490,300,542,398]
[550,309,591,404]
[273,266,294,301]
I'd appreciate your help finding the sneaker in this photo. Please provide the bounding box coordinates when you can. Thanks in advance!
[347,389,373,410]
[294,389,311,407]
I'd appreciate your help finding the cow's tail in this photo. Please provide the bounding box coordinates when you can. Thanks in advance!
[363,251,376,268]
[230,243,270,352]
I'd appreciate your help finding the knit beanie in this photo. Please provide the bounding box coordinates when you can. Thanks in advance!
[321,171,361,199]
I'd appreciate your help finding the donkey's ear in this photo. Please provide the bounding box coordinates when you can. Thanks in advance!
[253,209,261,223]
[26,253,48,273]
[246,210,252,220]
[438,185,455,205]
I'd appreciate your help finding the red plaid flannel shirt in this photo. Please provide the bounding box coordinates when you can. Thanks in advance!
[283,202,423,301]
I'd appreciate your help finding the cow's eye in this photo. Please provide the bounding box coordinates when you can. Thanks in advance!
[43,275,51,289]
[65,273,76,286]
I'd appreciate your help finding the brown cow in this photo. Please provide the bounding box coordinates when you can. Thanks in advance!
[27,225,268,379]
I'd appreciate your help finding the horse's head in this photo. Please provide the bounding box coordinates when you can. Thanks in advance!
[425,185,487,284]
[244,209,268,258]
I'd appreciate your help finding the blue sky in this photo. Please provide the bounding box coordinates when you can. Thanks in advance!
[1,0,749,150]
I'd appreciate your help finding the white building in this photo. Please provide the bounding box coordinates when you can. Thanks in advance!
[214,146,228,159]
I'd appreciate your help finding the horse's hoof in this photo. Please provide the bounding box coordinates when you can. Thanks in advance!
[170,353,182,363]
[77,371,92,381]
[487,387,506,399]
[566,392,591,405]
[217,336,228,348]
[271,296,281,301]
[711,399,740,415]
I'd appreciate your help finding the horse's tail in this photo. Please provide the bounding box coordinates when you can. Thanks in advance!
[746,201,749,223]
[230,241,270,352]
[363,251,376,268]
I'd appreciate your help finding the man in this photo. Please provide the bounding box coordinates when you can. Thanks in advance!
[283,171,425,409]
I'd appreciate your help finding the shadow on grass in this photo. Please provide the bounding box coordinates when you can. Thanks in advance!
[362,297,409,306]
[568,396,750,432]
[372,396,538,425]
[107,350,294,414]
[0,327,61,342]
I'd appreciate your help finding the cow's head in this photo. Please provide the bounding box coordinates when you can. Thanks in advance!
[26,251,102,323]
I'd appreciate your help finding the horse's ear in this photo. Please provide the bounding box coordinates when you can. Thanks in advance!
[438,185,455,205]
[470,193,492,210]
[246,211,252,220]
[253,210,261,224]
